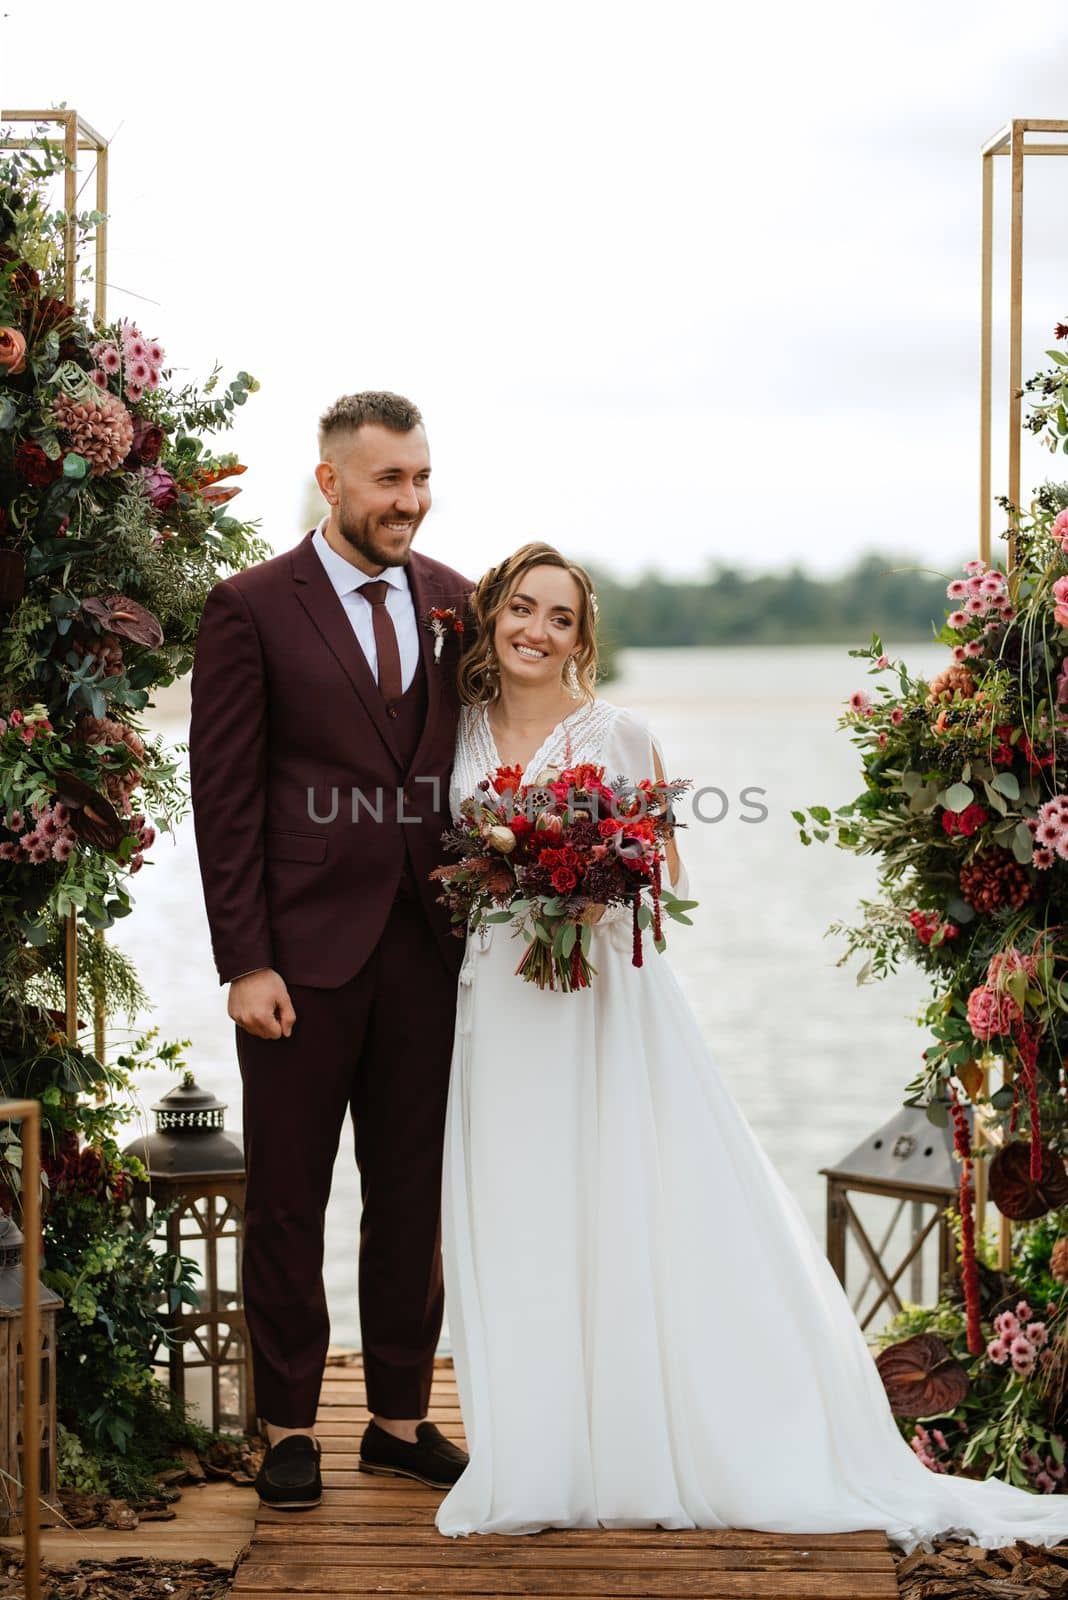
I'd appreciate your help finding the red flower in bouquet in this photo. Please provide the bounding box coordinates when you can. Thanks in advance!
[491,764,524,796]
[433,761,696,992]
[14,440,62,486]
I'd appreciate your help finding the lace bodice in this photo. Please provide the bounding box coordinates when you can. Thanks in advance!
[449,699,622,822]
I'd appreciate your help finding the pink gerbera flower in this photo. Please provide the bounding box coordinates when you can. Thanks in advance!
[848,690,871,713]
[964,559,987,576]
[947,579,968,599]
[89,368,108,389]
[947,611,969,629]
[51,836,73,863]
[1026,1322,1048,1348]
[126,383,144,404]
[963,640,984,657]
[126,357,151,388]
[95,343,121,373]
[146,340,164,365]
[4,810,23,832]
[27,842,50,865]
[1017,1301,1033,1321]
[965,596,988,616]
[890,707,904,725]
[1034,846,1055,869]
[0,842,18,861]
[145,367,161,390]
[987,1338,1011,1364]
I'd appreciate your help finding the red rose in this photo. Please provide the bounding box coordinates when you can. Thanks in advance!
[598,817,623,837]
[14,440,62,487]
[539,848,561,868]
[125,418,164,467]
[957,803,989,838]
[941,811,959,837]
[550,867,577,893]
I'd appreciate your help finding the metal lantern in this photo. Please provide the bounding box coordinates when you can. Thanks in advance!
[124,1074,254,1434]
[820,1103,971,1334]
[0,1216,62,1536]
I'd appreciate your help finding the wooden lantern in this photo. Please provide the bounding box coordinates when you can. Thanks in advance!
[0,1216,62,1537]
[820,1104,970,1334]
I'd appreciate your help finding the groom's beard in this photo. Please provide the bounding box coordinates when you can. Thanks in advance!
[336,502,423,570]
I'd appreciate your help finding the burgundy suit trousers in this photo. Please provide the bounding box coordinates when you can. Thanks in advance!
[237,888,458,1426]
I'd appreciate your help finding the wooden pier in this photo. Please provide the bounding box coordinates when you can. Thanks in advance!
[232,1354,899,1599]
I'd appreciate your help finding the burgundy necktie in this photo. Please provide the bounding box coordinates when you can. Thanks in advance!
[358,581,404,709]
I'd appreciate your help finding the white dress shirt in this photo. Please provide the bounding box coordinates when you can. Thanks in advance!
[312,520,421,692]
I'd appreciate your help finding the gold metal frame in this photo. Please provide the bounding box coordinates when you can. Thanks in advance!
[0,108,111,1599]
[1,110,112,1067]
[978,120,1068,1270]
[0,1102,43,1600]
[0,108,108,321]
[980,119,1068,571]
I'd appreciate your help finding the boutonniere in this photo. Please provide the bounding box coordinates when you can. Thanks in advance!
[425,606,465,663]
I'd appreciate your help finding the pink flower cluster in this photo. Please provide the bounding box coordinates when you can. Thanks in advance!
[127,813,156,875]
[987,1302,1050,1376]
[966,981,1022,1040]
[0,706,52,744]
[1031,794,1068,871]
[910,1421,955,1474]
[1021,1444,1067,1494]
[91,322,165,406]
[0,802,76,866]
[945,561,1013,658]
[1054,507,1068,555]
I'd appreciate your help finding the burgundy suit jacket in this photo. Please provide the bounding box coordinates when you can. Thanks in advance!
[188,531,472,988]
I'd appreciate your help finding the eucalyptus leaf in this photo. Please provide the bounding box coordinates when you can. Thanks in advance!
[941,782,974,813]
[925,1100,950,1129]
[982,781,1008,817]
[1013,821,1036,864]
[991,771,1020,800]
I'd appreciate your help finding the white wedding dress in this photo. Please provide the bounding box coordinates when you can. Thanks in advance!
[436,697,1068,1551]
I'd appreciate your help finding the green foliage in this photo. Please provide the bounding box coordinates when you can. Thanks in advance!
[0,126,264,1491]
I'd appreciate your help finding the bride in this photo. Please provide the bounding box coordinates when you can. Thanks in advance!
[434,540,1068,1553]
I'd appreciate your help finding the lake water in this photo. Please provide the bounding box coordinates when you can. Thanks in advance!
[114,643,950,1348]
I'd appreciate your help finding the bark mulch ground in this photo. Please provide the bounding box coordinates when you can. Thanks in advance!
[893,1537,1068,1597]
[0,1553,234,1599]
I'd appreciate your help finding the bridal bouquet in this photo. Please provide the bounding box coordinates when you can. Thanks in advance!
[432,761,697,992]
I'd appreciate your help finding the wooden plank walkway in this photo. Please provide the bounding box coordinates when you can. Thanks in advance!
[233,1354,899,1598]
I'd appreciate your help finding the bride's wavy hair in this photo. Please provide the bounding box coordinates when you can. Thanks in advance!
[458,542,600,707]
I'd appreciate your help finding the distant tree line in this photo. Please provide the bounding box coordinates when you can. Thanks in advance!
[587,552,967,652]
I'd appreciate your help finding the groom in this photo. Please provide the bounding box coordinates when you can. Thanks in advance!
[189,391,472,1507]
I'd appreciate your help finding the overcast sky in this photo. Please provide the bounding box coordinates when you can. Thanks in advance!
[3,0,1068,581]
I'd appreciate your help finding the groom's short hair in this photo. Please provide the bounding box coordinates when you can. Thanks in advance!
[318,391,424,456]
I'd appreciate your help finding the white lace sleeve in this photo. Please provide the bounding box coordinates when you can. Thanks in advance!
[603,707,692,901]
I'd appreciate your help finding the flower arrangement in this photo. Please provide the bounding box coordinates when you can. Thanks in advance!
[797,316,1068,1489]
[425,605,465,663]
[0,126,267,1485]
[432,760,696,990]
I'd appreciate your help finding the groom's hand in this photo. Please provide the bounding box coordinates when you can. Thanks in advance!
[228,969,297,1039]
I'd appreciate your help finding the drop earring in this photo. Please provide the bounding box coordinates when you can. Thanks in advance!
[564,655,581,695]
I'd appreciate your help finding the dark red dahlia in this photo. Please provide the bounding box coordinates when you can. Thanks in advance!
[14,440,62,487]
